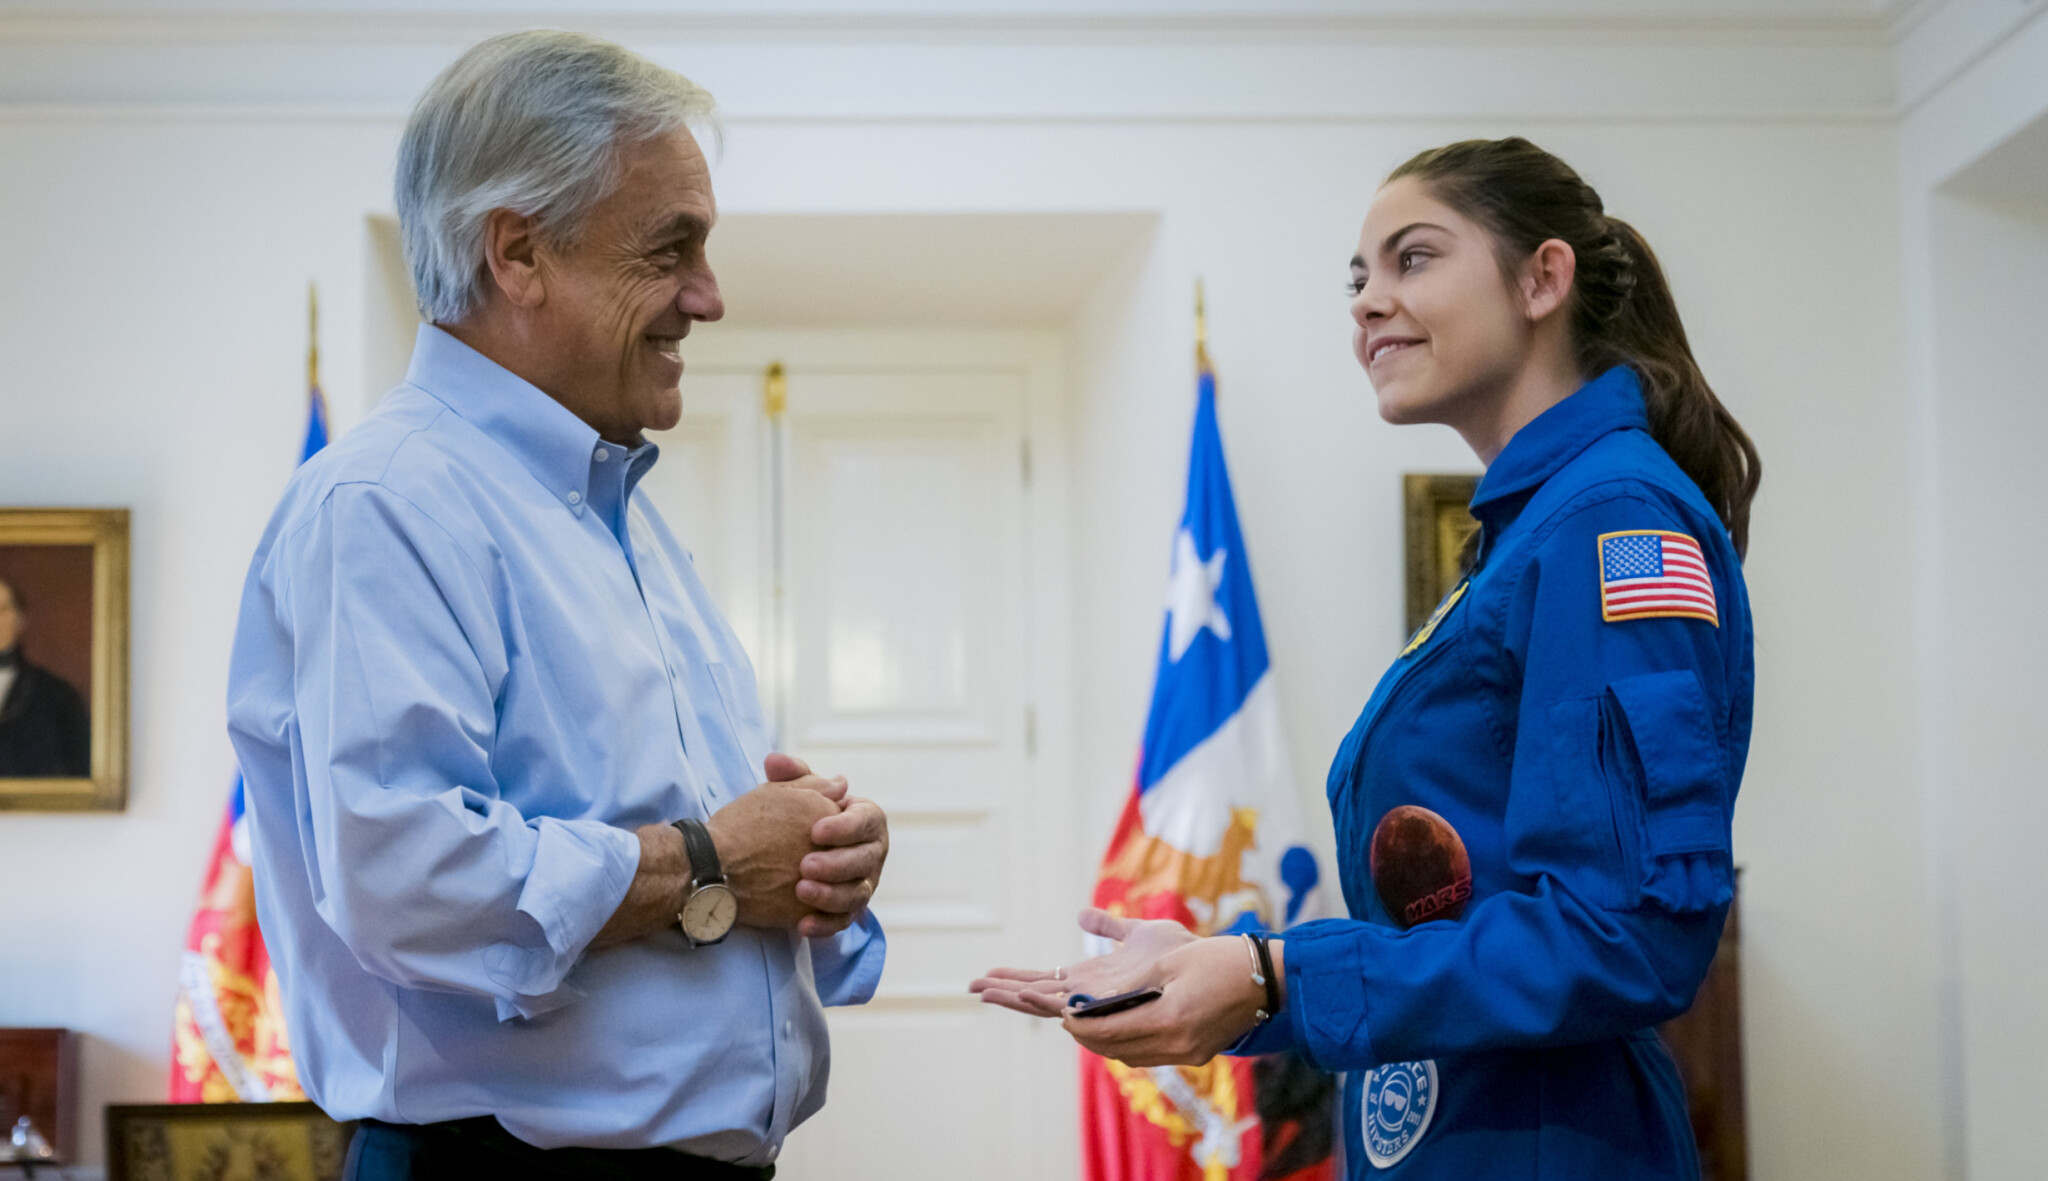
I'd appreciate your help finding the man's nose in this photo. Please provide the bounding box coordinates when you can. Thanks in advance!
[684,267,725,323]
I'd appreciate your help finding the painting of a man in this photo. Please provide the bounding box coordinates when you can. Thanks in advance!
[0,571,90,777]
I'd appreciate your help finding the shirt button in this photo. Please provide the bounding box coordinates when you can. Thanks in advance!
[567,490,582,505]
[783,1020,793,1038]
[593,448,608,462]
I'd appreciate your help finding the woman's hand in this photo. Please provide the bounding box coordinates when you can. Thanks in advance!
[1061,935,1273,1067]
[969,907,1196,1018]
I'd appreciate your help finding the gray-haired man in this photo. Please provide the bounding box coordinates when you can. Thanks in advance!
[227,31,888,1181]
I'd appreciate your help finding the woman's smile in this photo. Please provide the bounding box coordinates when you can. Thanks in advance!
[1367,335,1426,367]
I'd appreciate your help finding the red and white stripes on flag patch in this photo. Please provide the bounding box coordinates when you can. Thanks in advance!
[1598,530,1718,625]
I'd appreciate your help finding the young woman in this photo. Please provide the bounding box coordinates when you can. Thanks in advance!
[974,137,1758,1179]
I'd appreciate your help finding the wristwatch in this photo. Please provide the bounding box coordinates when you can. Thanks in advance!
[672,818,737,947]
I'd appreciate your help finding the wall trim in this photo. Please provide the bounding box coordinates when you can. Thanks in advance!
[0,10,1897,48]
[1896,0,2048,113]
[0,103,1899,127]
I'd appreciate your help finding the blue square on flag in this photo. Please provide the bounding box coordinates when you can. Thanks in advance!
[1598,530,1718,626]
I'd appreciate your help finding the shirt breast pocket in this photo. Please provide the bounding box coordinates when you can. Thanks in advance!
[1601,670,1733,913]
[707,661,771,786]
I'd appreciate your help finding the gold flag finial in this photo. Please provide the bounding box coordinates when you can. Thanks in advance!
[764,361,787,421]
[307,281,321,390]
[1194,279,1212,378]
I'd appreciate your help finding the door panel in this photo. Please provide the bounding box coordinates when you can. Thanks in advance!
[793,417,999,742]
[643,335,1075,1180]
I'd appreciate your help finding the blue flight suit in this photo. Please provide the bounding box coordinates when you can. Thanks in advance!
[1240,366,1753,1178]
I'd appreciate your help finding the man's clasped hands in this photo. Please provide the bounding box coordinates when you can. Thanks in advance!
[593,753,889,948]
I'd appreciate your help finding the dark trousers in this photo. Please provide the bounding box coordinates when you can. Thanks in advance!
[344,1117,775,1181]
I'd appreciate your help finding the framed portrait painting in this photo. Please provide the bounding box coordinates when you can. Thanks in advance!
[1401,473,1480,639]
[0,508,129,811]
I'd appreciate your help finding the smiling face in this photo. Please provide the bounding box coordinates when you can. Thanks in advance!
[530,126,723,441]
[1349,176,1535,436]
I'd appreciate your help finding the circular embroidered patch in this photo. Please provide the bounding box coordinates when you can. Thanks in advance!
[1360,1058,1439,1169]
[1370,806,1472,929]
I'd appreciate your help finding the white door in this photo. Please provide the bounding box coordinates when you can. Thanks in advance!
[641,328,1081,1180]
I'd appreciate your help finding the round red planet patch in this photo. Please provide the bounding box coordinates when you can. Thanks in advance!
[1369,805,1473,929]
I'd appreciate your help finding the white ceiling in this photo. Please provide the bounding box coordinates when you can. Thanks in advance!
[1947,109,2048,203]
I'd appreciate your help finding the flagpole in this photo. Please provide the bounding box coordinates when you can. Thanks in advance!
[307,281,320,393]
[764,362,789,751]
[1194,279,1213,379]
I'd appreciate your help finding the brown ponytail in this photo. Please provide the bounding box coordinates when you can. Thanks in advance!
[1387,138,1761,557]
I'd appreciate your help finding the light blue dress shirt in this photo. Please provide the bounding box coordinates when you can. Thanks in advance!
[227,325,884,1165]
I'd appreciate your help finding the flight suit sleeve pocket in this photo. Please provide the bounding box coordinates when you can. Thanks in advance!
[1603,670,1732,912]
[1507,695,1632,910]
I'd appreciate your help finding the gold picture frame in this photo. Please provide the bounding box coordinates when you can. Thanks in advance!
[1402,474,1480,638]
[0,508,130,811]
[105,1102,355,1181]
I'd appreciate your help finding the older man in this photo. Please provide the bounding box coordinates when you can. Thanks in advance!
[227,32,887,1181]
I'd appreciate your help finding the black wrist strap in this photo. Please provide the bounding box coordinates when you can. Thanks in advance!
[672,818,724,888]
[1249,933,1281,1018]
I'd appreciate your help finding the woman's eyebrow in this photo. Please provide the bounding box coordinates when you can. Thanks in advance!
[1352,221,1452,271]
[1379,221,1450,256]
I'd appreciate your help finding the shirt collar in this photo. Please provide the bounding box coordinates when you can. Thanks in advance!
[587,436,662,544]
[1470,365,1649,517]
[404,324,619,517]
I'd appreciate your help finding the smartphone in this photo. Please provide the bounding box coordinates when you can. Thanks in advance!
[1067,987,1163,1018]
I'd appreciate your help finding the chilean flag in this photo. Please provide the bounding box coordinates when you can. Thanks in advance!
[168,365,327,1103]
[1082,362,1331,1181]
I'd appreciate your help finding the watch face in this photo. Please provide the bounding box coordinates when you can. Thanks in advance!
[682,883,737,942]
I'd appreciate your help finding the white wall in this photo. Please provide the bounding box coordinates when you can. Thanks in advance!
[0,116,399,1160]
[0,7,1994,1178]
[1928,190,2048,1181]
[1897,5,2048,1177]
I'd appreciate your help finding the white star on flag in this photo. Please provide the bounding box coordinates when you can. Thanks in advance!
[1166,527,1232,662]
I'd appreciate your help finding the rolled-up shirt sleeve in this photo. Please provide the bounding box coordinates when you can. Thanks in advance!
[272,482,639,1019]
[808,911,886,1007]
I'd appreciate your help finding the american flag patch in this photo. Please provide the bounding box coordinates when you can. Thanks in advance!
[1599,530,1718,625]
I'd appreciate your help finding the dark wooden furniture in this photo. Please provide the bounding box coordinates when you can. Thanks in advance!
[1659,890,1749,1181]
[0,1027,78,1165]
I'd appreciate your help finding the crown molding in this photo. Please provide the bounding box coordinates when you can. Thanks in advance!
[0,5,1900,120]
[0,103,1898,126]
[1880,0,1949,40]
[1896,0,2047,111]
[0,8,1895,48]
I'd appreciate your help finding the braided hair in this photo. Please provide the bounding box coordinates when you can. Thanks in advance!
[1388,138,1761,558]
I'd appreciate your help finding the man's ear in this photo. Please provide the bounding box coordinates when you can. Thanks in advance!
[1521,238,1577,324]
[481,208,547,310]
